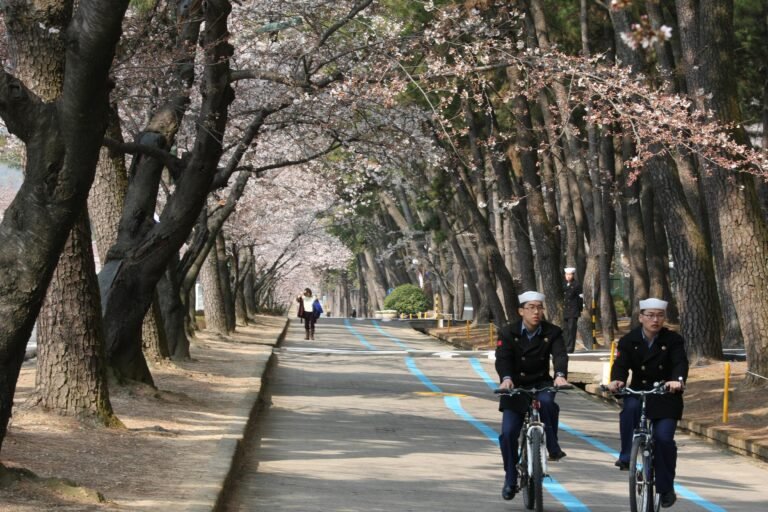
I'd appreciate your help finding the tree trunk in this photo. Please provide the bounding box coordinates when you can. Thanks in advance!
[34,213,120,426]
[438,209,483,323]
[200,245,229,335]
[142,295,170,362]
[676,0,768,385]
[508,65,562,324]
[156,261,191,360]
[99,2,233,384]
[215,233,236,332]
[0,2,130,452]
[363,249,388,309]
[12,0,118,424]
[647,157,723,362]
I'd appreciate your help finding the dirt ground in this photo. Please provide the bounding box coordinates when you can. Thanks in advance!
[0,315,286,511]
[0,317,765,511]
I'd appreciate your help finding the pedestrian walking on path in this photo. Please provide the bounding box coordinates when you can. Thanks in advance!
[297,288,323,340]
[563,267,583,353]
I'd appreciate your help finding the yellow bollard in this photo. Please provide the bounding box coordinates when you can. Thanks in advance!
[466,320,471,341]
[609,341,617,368]
[723,362,731,423]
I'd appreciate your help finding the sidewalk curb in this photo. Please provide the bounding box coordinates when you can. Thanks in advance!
[181,316,289,512]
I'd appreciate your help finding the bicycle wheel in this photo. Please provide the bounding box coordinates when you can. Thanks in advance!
[629,437,655,512]
[528,429,544,512]
[518,433,535,509]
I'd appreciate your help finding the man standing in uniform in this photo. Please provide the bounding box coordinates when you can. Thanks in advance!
[563,267,583,353]
[495,291,570,501]
[608,298,688,508]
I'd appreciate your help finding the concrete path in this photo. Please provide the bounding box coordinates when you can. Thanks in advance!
[219,319,768,512]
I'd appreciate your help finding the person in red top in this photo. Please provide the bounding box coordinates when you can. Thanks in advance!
[495,291,570,501]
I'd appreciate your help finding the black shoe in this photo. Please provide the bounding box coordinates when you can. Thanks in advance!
[614,459,629,470]
[660,490,677,508]
[548,451,567,461]
[501,484,518,500]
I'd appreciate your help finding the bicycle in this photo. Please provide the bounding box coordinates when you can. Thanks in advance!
[601,381,670,512]
[494,385,571,512]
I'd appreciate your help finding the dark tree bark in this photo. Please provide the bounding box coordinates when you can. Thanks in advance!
[8,0,118,424]
[142,295,170,362]
[0,0,131,453]
[438,209,484,323]
[200,242,229,335]
[508,65,562,324]
[98,1,235,384]
[156,259,191,360]
[34,212,120,426]
[215,233,236,333]
[676,0,768,385]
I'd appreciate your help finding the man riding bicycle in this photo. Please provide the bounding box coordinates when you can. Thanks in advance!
[608,298,689,508]
[495,291,570,501]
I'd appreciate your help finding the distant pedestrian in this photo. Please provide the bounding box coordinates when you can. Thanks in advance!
[296,288,323,340]
[563,267,583,353]
[351,307,357,318]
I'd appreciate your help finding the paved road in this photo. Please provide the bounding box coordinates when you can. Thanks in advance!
[224,319,768,511]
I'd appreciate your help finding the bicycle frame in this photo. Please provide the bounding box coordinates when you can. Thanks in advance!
[495,385,569,512]
[523,399,548,476]
[604,382,669,512]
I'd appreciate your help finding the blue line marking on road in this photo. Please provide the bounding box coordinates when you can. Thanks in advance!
[405,356,442,393]
[343,319,377,350]
[371,320,410,349]
[673,487,727,512]
[444,395,500,445]
[469,358,498,389]
[468,357,727,512]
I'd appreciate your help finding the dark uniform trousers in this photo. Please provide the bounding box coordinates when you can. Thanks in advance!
[611,326,688,496]
[563,317,578,353]
[619,397,677,494]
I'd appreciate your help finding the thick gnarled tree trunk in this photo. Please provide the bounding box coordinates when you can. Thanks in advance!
[0,1,131,453]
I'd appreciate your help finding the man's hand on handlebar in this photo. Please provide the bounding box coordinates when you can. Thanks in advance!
[554,376,569,388]
[608,380,625,393]
[665,379,684,393]
[499,378,514,390]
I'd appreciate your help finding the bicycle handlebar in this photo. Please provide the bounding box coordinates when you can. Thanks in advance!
[494,384,574,395]
[599,381,670,397]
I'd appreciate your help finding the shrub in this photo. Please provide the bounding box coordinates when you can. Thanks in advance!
[383,284,429,315]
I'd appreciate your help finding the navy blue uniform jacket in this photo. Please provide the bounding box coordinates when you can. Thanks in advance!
[610,326,689,420]
[495,320,568,413]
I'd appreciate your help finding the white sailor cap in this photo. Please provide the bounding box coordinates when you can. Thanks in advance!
[564,267,576,273]
[639,298,668,310]
[518,291,546,304]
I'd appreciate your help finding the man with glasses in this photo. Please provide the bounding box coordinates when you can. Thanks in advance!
[608,298,689,508]
[495,291,570,501]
